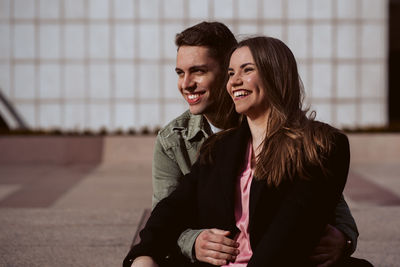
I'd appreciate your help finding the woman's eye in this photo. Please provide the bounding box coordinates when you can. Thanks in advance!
[244,67,254,73]
[228,71,234,76]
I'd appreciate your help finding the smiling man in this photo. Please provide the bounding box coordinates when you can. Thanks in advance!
[124,22,359,267]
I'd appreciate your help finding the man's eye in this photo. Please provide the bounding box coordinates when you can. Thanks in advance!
[176,71,184,76]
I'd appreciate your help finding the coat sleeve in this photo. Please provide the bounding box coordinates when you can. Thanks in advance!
[248,133,350,266]
[124,160,203,266]
[152,133,184,209]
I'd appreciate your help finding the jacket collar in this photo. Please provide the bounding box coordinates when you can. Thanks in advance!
[181,113,212,141]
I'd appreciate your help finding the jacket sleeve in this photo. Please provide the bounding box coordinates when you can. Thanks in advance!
[248,133,350,266]
[124,161,202,266]
[152,134,205,261]
[333,194,359,255]
[152,133,183,209]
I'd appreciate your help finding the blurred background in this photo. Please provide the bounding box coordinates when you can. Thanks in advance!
[1,1,400,266]
[0,0,394,132]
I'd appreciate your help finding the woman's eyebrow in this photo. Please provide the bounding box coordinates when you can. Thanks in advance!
[240,62,255,68]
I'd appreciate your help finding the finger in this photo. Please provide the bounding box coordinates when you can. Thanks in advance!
[203,249,237,262]
[210,228,231,236]
[204,241,240,256]
[206,232,238,247]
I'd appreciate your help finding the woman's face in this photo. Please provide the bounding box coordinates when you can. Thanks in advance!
[227,46,269,120]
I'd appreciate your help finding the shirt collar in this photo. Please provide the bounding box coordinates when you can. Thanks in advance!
[186,113,212,141]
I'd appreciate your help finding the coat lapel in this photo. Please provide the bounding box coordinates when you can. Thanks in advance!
[215,121,251,226]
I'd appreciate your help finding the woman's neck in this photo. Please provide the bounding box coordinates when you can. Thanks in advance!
[247,112,269,157]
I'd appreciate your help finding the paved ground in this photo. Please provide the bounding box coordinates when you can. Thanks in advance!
[0,136,399,266]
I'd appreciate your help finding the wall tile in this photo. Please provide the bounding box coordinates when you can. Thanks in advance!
[162,23,183,60]
[139,24,159,59]
[337,24,357,59]
[337,0,358,19]
[15,102,36,127]
[89,103,110,130]
[312,63,332,98]
[138,103,159,128]
[64,24,85,59]
[312,24,332,58]
[140,0,159,19]
[163,0,184,18]
[0,0,10,19]
[263,0,283,19]
[14,64,35,99]
[238,0,258,19]
[64,0,85,19]
[311,102,333,124]
[139,64,159,99]
[0,24,10,59]
[262,24,283,40]
[337,64,357,98]
[39,103,61,128]
[40,24,60,59]
[163,64,181,99]
[0,64,10,97]
[89,0,109,19]
[311,0,331,19]
[64,102,86,130]
[361,64,385,98]
[163,102,186,125]
[237,24,259,37]
[287,23,308,59]
[39,64,61,99]
[14,0,35,19]
[114,103,135,130]
[115,64,135,98]
[64,64,85,99]
[39,0,60,19]
[114,24,134,59]
[360,102,386,126]
[114,0,135,19]
[287,0,308,19]
[361,24,386,59]
[361,0,387,20]
[336,103,357,128]
[89,64,110,99]
[214,0,234,19]
[189,0,208,18]
[89,24,109,59]
[13,24,35,59]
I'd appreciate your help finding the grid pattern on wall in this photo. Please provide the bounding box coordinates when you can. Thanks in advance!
[0,0,388,131]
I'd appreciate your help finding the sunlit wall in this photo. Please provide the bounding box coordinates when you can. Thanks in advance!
[0,0,388,131]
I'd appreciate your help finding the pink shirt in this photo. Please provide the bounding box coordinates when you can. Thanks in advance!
[223,142,254,266]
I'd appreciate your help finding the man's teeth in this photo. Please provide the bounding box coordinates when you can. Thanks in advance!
[188,94,200,100]
[233,90,249,97]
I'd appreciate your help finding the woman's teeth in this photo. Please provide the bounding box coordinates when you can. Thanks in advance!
[233,90,249,97]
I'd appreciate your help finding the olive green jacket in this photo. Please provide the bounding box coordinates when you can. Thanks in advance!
[152,110,358,261]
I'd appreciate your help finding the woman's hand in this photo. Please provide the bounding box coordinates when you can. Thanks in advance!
[309,224,347,267]
[131,256,159,267]
[194,228,240,266]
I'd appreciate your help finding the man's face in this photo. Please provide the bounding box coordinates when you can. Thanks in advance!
[175,46,221,116]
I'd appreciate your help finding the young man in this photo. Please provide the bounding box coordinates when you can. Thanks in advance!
[127,21,358,267]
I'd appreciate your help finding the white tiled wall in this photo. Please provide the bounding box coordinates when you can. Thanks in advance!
[0,0,388,131]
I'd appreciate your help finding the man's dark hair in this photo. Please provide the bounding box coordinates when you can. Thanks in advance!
[175,21,240,129]
[175,21,237,69]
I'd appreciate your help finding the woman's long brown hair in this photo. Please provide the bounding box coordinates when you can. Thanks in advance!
[202,36,339,187]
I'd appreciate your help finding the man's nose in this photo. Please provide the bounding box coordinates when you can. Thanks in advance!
[181,75,196,91]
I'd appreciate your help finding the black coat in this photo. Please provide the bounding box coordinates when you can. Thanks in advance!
[124,122,350,267]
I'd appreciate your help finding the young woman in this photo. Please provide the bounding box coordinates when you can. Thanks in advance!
[124,36,371,267]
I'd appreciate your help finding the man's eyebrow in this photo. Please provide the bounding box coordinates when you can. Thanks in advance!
[189,65,208,71]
